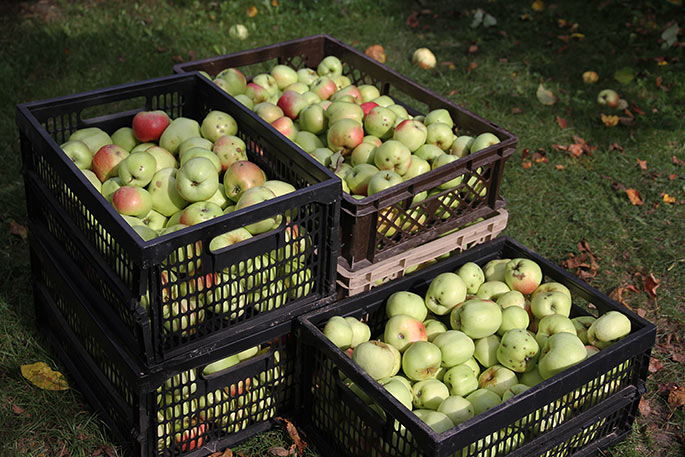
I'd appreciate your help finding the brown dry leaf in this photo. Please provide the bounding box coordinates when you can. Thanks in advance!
[468,45,478,53]
[210,449,234,457]
[512,107,522,114]
[365,45,386,64]
[536,83,557,105]
[522,160,533,169]
[467,62,478,72]
[171,55,184,63]
[643,273,661,298]
[157,46,168,53]
[663,194,676,204]
[609,143,624,152]
[569,143,583,157]
[12,403,26,415]
[636,159,647,170]
[21,362,69,391]
[673,351,685,363]
[601,114,619,126]
[637,308,647,318]
[278,417,307,452]
[626,188,644,206]
[246,6,258,17]
[406,11,419,28]
[555,164,565,170]
[268,447,289,457]
[632,103,645,115]
[9,220,27,240]
[556,116,568,129]
[558,35,570,43]
[533,151,548,163]
[667,387,685,410]
[638,397,652,417]
[649,357,664,373]
[532,0,545,12]
[271,0,279,6]
[673,155,685,166]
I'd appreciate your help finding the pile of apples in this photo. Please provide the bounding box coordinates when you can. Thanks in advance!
[59,108,296,243]
[202,55,501,200]
[155,343,282,452]
[322,256,632,441]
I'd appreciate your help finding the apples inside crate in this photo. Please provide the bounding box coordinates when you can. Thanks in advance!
[16,73,341,366]
[296,237,655,457]
[337,209,508,298]
[30,234,300,457]
[172,34,517,272]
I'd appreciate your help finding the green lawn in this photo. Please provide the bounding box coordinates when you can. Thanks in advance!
[0,0,683,456]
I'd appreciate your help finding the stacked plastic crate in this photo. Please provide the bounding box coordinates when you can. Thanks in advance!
[172,34,517,298]
[17,73,341,456]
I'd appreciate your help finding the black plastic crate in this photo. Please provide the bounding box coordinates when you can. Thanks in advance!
[16,73,341,366]
[296,237,655,457]
[30,236,300,457]
[173,34,516,271]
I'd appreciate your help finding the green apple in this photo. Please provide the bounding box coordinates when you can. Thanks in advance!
[530,290,572,319]
[118,151,157,187]
[102,177,123,202]
[384,315,427,353]
[496,290,526,309]
[147,168,188,217]
[470,132,500,153]
[234,186,281,235]
[175,157,219,202]
[159,117,201,155]
[497,306,530,336]
[519,368,544,387]
[431,154,463,189]
[449,136,474,158]
[483,259,510,282]
[414,143,444,163]
[61,139,93,169]
[478,365,519,398]
[393,119,427,152]
[111,126,139,152]
[402,341,442,381]
[383,379,413,411]
[402,155,431,180]
[215,67,247,95]
[538,332,587,380]
[432,330,475,367]
[423,318,448,341]
[531,281,572,300]
[497,328,540,373]
[571,316,597,344]
[141,145,177,172]
[437,395,473,426]
[586,311,631,349]
[412,378,450,410]
[425,122,455,151]
[353,340,399,380]
[344,317,371,348]
[456,262,485,295]
[367,170,403,196]
[472,334,501,368]
[324,316,356,349]
[504,258,543,295]
[501,383,530,402]
[442,364,479,397]
[364,106,396,139]
[465,388,501,415]
[69,127,112,154]
[201,110,238,142]
[140,209,167,231]
[413,409,454,433]
[424,272,467,316]
[177,136,213,157]
[535,314,577,348]
[476,280,511,301]
[80,169,102,193]
[317,55,343,77]
[451,298,502,339]
[386,291,428,321]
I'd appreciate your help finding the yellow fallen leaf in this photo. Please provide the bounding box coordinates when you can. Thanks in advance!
[532,0,545,12]
[536,83,557,105]
[21,362,69,391]
[246,6,258,17]
[663,194,676,204]
[601,114,619,126]
[571,33,585,39]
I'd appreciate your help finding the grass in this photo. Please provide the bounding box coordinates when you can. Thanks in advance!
[0,0,683,456]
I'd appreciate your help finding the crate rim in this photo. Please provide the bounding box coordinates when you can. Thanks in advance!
[297,235,656,451]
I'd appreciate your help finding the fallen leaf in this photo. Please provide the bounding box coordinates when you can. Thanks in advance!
[667,387,685,410]
[626,188,643,206]
[278,417,307,452]
[555,164,565,170]
[12,404,26,415]
[656,76,663,88]
[569,143,583,157]
[246,6,258,17]
[631,103,645,115]
[609,143,624,152]
[643,273,661,298]
[637,159,648,170]
[522,160,533,169]
[637,308,647,318]
[406,11,419,28]
[21,362,69,391]
[614,67,636,84]
[536,83,557,105]
[365,45,386,64]
[638,397,652,417]
[663,194,676,204]
[268,447,289,457]
[512,107,522,114]
[467,62,478,72]
[673,155,685,166]
[171,55,184,63]
[555,116,568,129]
[532,0,545,12]
[649,357,664,373]
[9,220,27,240]
[157,46,168,53]
[661,22,680,49]
[210,449,234,457]
[673,352,685,363]
[558,35,570,43]
[271,0,279,6]
[601,114,619,126]
[669,174,677,180]
[468,45,478,53]
[571,33,585,39]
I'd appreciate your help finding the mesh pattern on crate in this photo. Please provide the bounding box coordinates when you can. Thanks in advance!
[152,202,323,350]
[154,334,296,455]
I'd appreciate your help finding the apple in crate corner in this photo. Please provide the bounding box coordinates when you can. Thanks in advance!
[111,186,153,218]
[61,140,93,169]
[132,110,171,142]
